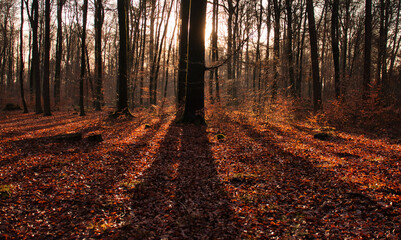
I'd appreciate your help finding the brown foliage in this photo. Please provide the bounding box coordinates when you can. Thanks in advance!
[0,105,400,238]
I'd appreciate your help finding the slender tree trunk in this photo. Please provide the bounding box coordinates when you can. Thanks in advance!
[80,0,88,116]
[43,0,52,116]
[54,0,65,106]
[332,0,340,98]
[286,0,295,96]
[94,0,104,110]
[363,0,372,99]
[20,0,28,113]
[139,6,147,106]
[306,0,322,111]
[272,0,280,101]
[31,0,43,114]
[341,0,350,97]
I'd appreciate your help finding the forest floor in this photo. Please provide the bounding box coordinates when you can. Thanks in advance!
[1,105,401,239]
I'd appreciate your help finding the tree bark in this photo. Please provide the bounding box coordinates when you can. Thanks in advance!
[94,0,104,111]
[43,0,52,116]
[20,0,28,113]
[272,0,280,101]
[363,0,372,99]
[331,0,340,98]
[177,0,190,110]
[181,0,207,124]
[286,0,295,96]
[32,0,42,114]
[54,0,65,106]
[306,0,322,111]
[116,0,130,114]
[80,0,88,116]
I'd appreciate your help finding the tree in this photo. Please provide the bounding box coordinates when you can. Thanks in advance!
[94,0,104,111]
[116,0,131,115]
[20,0,28,113]
[306,0,322,111]
[331,0,340,98]
[181,0,207,124]
[286,0,295,96]
[177,0,190,110]
[272,0,280,101]
[26,0,43,114]
[43,0,52,116]
[363,0,372,99]
[79,0,89,116]
[54,0,66,106]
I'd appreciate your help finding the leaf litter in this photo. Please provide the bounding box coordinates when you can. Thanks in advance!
[0,106,400,239]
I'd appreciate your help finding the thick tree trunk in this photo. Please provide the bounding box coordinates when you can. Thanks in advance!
[177,0,190,110]
[306,0,322,111]
[116,0,130,114]
[182,0,207,124]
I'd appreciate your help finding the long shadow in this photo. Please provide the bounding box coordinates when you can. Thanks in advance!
[231,119,400,237]
[109,124,240,239]
[0,118,168,239]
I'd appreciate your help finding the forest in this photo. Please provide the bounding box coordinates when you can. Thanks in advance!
[1,0,401,238]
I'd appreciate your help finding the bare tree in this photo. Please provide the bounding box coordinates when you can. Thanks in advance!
[79,0,88,116]
[43,0,51,116]
[363,0,372,99]
[306,0,322,111]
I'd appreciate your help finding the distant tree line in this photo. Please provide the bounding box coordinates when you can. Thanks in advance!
[0,0,400,118]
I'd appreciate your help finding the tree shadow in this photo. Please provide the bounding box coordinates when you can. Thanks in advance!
[110,124,241,239]
[231,119,400,238]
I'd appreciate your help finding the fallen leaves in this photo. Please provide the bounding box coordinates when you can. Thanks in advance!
[0,106,400,238]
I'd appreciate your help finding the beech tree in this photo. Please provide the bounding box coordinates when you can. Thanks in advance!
[79,0,88,116]
[43,0,51,116]
[306,0,321,111]
[26,0,43,114]
[331,0,340,98]
[363,0,372,99]
[19,0,28,113]
[116,0,130,115]
[181,0,207,124]
[177,0,189,110]
[54,0,66,106]
[94,0,104,111]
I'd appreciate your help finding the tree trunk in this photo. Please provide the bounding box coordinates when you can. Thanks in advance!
[80,0,88,116]
[306,0,322,111]
[272,0,280,101]
[94,0,104,111]
[116,0,130,114]
[182,0,207,124]
[286,0,295,96]
[331,0,340,98]
[20,0,28,113]
[43,0,52,116]
[54,0,65,106]
[31,0,43,114]
[363,0,372,99]
[177,0,190,110]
